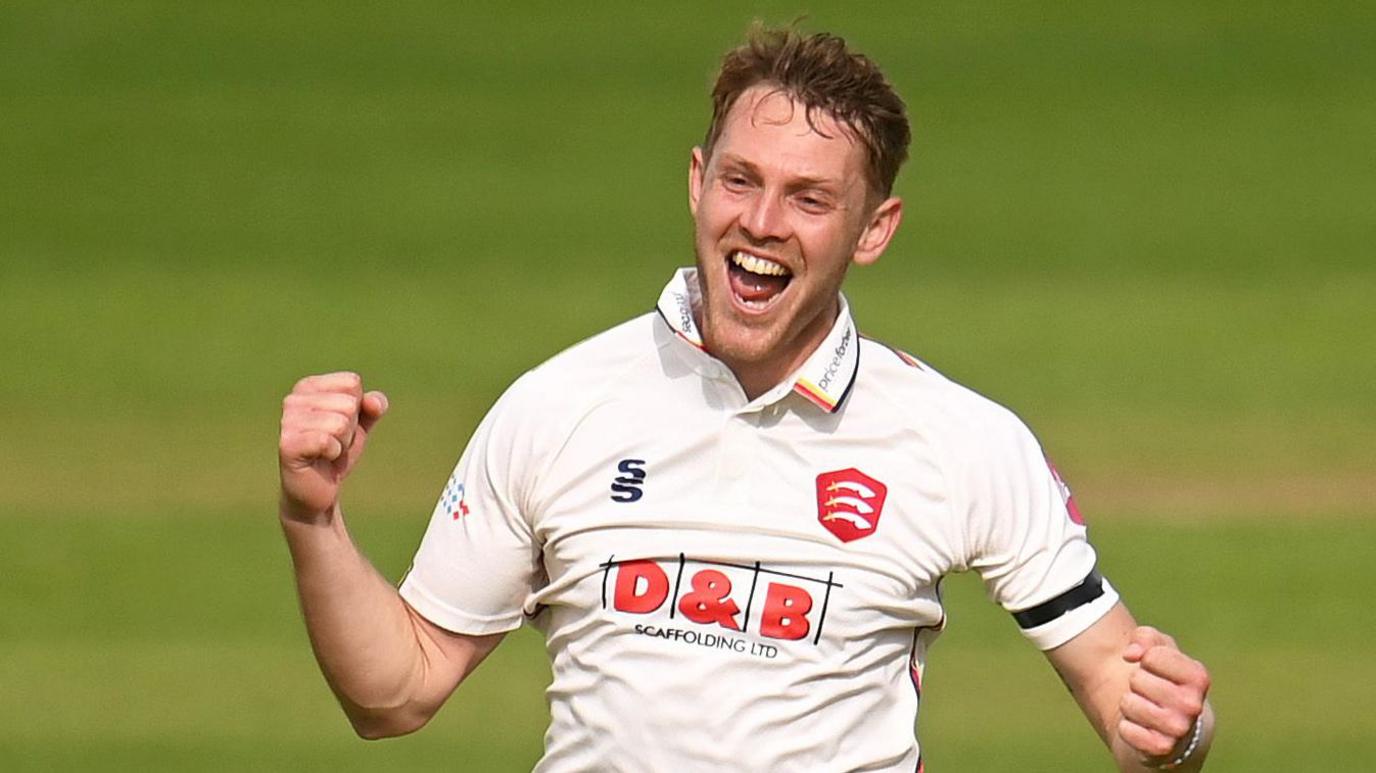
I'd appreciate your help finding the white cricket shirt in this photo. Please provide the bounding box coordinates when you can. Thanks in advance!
[399,268,1118,772]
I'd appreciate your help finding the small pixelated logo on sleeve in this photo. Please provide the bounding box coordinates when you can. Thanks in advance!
[1046,460,1084,525]
[441,476,470,520]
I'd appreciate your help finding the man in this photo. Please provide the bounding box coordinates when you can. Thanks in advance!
[278,26,1214,771]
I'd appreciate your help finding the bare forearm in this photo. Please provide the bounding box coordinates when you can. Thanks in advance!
[277,375,502,737]
[1048,607,1214,772]
[280,503,430,736]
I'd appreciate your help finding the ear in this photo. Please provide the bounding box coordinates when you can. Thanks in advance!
[688,146,706,217]
[852,196,903,266]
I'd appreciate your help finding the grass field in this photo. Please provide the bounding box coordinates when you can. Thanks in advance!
[2,2,1373,770]
[2,514,1372,771]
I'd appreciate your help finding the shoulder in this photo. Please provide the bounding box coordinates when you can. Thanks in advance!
[470,312,668,514]
[510,311,663,401]
[487,311,667,430]
[855,335,1035,450]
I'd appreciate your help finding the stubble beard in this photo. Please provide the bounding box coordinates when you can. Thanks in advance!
[693,254,841,392]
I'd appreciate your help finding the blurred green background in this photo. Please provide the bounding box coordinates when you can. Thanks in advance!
[2,2,1372,770]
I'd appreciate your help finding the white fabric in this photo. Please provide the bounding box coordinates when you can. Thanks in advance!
[399,268,1117,772]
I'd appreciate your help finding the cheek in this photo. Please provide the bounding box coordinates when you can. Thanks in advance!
[698,190,746,231]
[694,218,722,256]
[799,224,855,268]
[693,210,730,264]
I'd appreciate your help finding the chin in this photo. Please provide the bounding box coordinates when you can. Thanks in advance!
[704,317,784,365]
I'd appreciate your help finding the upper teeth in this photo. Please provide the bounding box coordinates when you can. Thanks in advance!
[732,252,789,277]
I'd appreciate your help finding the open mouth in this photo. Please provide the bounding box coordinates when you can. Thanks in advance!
[726,250,792,310]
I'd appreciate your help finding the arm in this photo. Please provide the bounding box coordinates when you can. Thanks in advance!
[278,372,504,738]
[1045,603,1215,771]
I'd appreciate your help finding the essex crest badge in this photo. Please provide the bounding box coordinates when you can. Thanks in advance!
[816,468,888,543]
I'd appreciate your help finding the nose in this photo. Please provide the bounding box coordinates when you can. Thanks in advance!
[741,190,790,242]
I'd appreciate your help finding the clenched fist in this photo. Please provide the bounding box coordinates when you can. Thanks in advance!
[1118,626,1211,768]
[278,372,388,522]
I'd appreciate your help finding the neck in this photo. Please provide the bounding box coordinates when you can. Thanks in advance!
[711,298,840,402]
[728,357,794,402]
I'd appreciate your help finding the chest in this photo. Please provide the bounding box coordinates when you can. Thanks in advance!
[527,398,964,637]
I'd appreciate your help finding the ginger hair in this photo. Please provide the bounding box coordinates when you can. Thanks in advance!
[703,24,911,199]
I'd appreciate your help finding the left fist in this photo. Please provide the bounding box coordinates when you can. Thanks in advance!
[1118,626,1211,766]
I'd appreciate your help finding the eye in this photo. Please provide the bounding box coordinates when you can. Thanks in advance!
[796,194,832,214]
[721,173,751,192]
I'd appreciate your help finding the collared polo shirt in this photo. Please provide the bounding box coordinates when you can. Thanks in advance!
[399,268,1118,772]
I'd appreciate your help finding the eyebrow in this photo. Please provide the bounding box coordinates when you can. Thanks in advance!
[717,153,843,193]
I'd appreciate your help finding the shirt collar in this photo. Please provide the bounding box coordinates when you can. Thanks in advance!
[654,267,707,349]
[654,267,859,414]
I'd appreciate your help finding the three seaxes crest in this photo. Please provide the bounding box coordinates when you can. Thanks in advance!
[815,468,888,543]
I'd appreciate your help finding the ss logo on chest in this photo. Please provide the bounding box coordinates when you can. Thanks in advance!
[610,459,647,503]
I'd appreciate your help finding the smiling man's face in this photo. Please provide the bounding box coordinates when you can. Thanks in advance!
[689,85,902,398]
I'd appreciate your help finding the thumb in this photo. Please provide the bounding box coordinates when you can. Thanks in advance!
[339,390,388,470]
[1123,625,1174,663]
[359,390,389,433]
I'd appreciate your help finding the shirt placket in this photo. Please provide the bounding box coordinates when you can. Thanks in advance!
[718,389,795,508]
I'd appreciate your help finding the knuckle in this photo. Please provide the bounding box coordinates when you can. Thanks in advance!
[280,432,313,458]
[313,393,345,411]
[1121,694,1149,721]
[1120,720,1166,757]
[1138,649,1160,670]
[327,413,350,434]
[1142,647,1171,670]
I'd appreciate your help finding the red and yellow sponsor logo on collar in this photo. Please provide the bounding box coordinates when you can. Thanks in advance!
[792,378,838,411]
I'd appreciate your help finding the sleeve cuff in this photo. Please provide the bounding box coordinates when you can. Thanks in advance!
[398,575,526,636]
[1015,574,1120,650]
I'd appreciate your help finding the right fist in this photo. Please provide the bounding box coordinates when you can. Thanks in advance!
[278,372,388,521]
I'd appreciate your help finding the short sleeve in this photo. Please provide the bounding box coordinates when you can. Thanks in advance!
[961,409,1119,650]
[398,374,545,635]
